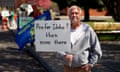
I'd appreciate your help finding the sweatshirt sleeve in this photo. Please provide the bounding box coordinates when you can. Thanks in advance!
[88,27,102,67]
[56,51,66,60]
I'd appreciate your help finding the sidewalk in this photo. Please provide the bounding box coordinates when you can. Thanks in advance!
[0,31,47,72]
[37,41,120,72]
[0,31,120,72]
[35,41,120,72]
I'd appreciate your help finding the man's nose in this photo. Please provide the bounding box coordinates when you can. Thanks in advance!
[72,13,76,16]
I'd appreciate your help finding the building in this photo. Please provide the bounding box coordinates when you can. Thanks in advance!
[0,0,15,8]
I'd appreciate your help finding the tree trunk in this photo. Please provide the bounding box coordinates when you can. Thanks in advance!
[102,0,120,22]
[84,5,90,21]
[115,0,120,21]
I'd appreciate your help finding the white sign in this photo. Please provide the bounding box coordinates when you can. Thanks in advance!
[34,20,71,52]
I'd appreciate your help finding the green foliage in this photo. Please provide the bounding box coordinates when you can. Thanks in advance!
[86,21,120,41]
[67,0,77,6]
[98,34,120,41]
[102,0,120,21]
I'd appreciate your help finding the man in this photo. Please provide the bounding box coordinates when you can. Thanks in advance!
[56,5,102,72]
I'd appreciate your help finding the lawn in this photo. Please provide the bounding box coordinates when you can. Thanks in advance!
[86,21,120,41]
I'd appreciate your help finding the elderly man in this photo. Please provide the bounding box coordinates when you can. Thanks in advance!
[57,5,102,72]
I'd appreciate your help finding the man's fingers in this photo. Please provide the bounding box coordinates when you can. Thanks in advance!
[65,54,73,62]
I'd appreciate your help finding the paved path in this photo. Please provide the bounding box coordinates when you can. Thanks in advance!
[37,41,120,72]
[36,41,120,72]
[0,31,47,72]
[0,31,120,72]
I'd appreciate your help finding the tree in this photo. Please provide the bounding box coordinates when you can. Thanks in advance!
[77,0,104,21]
[52,0,69,15]
[52,0,104,21]
[102,0,120,22]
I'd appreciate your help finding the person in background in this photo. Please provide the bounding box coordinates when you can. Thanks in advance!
[56,5,102,72]
[20,0,33,17]
[1,7,10,19]
[0,15,1,25]
[8,8,17,30]
[1,7,10,31]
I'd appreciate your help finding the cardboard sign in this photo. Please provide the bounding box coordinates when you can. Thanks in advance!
[34,20,71,52]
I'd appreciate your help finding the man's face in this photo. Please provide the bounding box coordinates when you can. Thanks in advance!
[69,8,81,24]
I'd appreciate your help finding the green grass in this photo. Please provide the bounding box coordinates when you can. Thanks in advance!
[86,21,120,41]
[98,34,120,41]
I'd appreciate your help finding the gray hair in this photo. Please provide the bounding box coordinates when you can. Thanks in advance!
[68,5,82,16]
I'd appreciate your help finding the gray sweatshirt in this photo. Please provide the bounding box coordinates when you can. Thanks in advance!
[56,23,102,67]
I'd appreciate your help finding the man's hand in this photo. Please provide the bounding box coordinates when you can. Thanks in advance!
[64,54,73,62]
[81,64,91,72]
